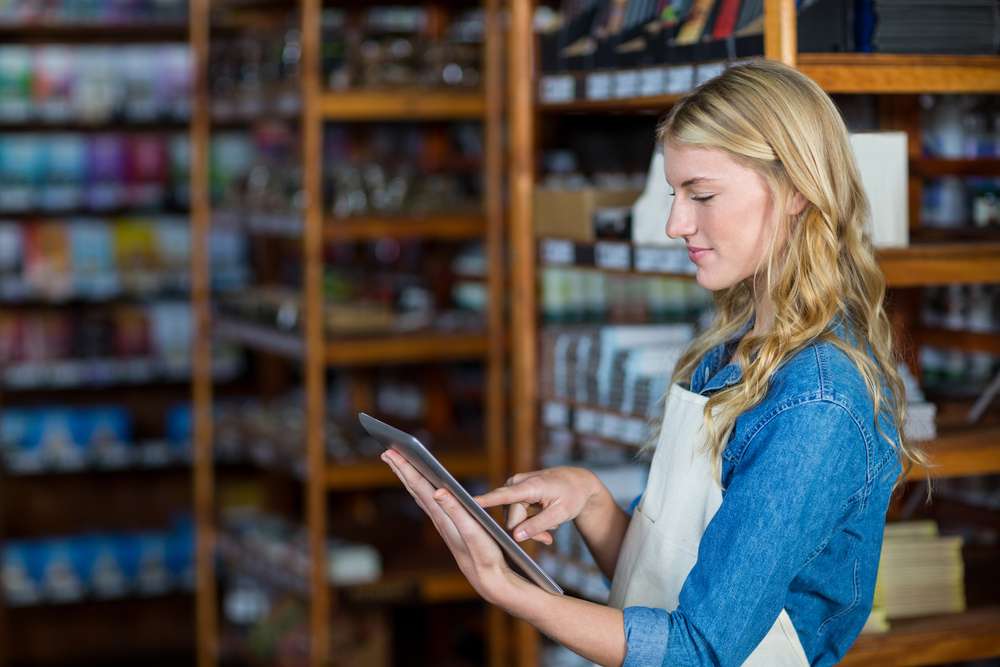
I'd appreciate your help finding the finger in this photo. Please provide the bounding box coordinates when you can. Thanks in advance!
[472,477,543,509]
[511,506,566,543]
[433,488,503,566]
[507,501,529,529]
[532,530,553,545]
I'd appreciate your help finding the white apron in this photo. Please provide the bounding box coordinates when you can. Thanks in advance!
[607,383,810,666]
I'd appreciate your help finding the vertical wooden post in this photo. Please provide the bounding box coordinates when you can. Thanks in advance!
[190,1,218,666]
[484,0,510,663]
[300,0,330,664]
[764,0,797,66]
[508,0,541,663]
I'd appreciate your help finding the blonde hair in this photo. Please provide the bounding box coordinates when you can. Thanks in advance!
[642,59,927,489]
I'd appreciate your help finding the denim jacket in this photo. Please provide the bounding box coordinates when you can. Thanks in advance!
[620,318,903,666]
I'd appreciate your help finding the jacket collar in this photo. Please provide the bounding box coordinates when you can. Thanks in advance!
[692,313,850,396]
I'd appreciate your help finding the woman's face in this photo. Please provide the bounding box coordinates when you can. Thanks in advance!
[662,141,780,292]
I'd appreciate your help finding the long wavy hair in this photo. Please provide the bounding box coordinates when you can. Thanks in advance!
[641,59,927,489]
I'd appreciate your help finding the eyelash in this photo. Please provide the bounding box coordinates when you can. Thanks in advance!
[668,191,715,202]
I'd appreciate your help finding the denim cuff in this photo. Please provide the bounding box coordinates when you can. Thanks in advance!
[622,606,670,667]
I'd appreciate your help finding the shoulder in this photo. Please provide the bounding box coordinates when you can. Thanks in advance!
[725,339,900,493]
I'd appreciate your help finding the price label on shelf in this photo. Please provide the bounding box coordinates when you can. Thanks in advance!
[640,67,668,97]
[542,401,570,428]
[541,239,575,265]
[540,75,576,103]
[624,417,649,445]
[635,245,679,273]
[575,408,598,434]
[594,241,631,271]
[614,70,640,99]
[666,65,695,94]
[586,72,613,100]
[696,61,726,85]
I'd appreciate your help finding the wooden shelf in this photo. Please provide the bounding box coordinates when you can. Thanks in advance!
[798,53,1000,94]
[841,606,1000,666]
[318,90,485,121]
[0,23,188,43]
[0,120,189,132]
[916,328,1000,356]
[215,317,305,359]
[339,566,476,604]
[327,450,489,490]
[540,93,684,114]
[877,243,1000,287]
[907,426,1000,482]
[324,214,486,242]
[326,332,489,366]
[911,157,1000,178]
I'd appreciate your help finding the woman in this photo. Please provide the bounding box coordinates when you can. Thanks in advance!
[381,59,926,666]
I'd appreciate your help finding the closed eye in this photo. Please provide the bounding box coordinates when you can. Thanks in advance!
[691,194,715,202]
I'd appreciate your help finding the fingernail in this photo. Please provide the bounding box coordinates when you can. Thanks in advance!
[515,529,527,540]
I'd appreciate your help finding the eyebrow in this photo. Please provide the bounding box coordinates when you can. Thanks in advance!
[665,176,717,190]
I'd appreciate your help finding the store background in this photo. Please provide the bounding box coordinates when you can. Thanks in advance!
[0,0,998,666]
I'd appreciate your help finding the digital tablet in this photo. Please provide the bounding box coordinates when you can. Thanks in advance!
[358,412,564,596]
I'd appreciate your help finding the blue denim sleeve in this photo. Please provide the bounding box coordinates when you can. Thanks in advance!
[620,400,867,667]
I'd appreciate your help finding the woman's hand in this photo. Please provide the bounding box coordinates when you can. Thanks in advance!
[379,449,526,608]
[473,466,603,546]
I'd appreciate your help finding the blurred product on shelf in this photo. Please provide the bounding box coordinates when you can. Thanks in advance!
[1,515,195,607]
[210,23,301,121]
[0,403,191,473]
[0,45,190,124]
[0,303,243,389]
[218,509,381,591]
[920,96,1000,229]
[212,371,484,474]
[872,0,999,55]
[872,520,966,624]
[536,465,646,603]
[0,0,187,25]
[323,7,482,91]
[0,133,190,212]
[0,217,247,301]
[541,270,711,324]
[209,123,483,226]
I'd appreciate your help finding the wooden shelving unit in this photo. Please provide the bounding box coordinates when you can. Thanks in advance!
[191,1,508,666]
[508,0,1000,665]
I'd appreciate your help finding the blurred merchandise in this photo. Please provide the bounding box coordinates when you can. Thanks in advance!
[873,520,966,621]
[2,515,195,607]
[0,304,242,389]
[872,0,999,55]
[210,24,301,121]
[1,403,191,473]
[0,217,247,301]
[0,133,190,212]
[0,45,190,124]
[323,7,482,91]
[0,0,187,25]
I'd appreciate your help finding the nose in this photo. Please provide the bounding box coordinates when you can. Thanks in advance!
[665,201,695,240]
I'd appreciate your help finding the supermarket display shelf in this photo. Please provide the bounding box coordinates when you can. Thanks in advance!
[2,443,190,477]
[0,23,189,43]
[318,90,485,121]
[1,205,190,218]
[538,237,1000,287]
[540,92,685,114]
[911,157,1000,178]
[339,564,476,605]
[877,243,1000,287]
[216,317,490,365]
[2,356,240,391]
[326,450,489,490]
[324,214,487,242]
[916,327,1000,356]
[840,606,1000,666]
[538,237,697,278]
[5,592,194,665]
[907,425,1000,482]
[325,331,490,366]
[0,120,190,132]
[797,53,1000,94]
[0,282,190,306]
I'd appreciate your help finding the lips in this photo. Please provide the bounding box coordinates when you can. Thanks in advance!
[687,245,711,263]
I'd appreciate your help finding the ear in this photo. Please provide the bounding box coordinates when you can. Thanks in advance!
[787,190,808,216]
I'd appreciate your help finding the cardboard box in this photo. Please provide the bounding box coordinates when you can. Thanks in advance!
[534,187,642,241]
